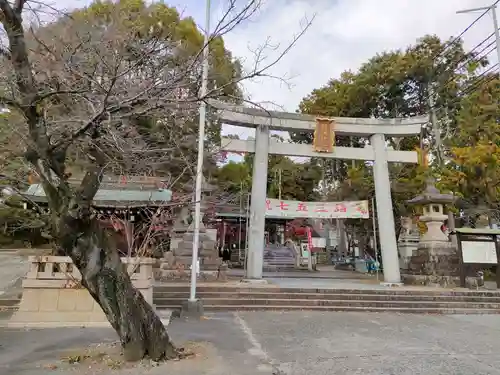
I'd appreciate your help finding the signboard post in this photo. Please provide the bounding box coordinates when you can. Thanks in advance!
[306,227,313,271]
[454,228,500,288]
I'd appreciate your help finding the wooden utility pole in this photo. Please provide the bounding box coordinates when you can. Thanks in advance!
[427,84,444,166]
[427,83,457,244]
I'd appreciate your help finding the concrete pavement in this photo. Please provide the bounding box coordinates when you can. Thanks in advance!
[3,311,500,374]
[0,252,28,297]
[238,311,500,375]
[0,312,269,375]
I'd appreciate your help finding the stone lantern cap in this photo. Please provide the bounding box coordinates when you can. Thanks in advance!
[407,178,455,206]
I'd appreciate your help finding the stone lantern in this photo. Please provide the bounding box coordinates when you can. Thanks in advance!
[407,178,455,243]
[404,178,459,287]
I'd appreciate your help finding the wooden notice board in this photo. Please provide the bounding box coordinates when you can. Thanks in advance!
[454,228,500,288]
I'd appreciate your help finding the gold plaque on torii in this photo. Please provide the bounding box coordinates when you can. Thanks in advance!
[415,147,429,167]
[313,118,335,153]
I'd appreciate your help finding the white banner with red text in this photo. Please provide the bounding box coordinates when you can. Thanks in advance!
[265,198,369,219]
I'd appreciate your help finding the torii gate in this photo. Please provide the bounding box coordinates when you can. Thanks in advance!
[210,100,428,284]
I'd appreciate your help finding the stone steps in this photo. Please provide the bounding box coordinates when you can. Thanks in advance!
[163,305,500,314]
[155,297,500,309]
[154,285,500,297]
[262,265,297,271]
[153,285,500,314]
[153,291,500,303]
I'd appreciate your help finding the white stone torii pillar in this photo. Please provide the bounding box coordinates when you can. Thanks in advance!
[371,133,400,284]
[247,124,270,279]
[211,99,428,284]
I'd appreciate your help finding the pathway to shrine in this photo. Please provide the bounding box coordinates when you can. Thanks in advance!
[212,99,428,284]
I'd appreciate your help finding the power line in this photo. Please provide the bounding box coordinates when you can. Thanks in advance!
[457,1,500,71]
[433,4,494,61]
[457,0,500,67]
[424,2,500,117]
[435,43,498,100]
[430,66,498,113]
[450,35,496,74]
[421,5,498,115]
[459,64,499,95]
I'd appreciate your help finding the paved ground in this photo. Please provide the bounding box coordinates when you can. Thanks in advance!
[239,312,500,375]
[228,266,375,280]
[0,313,266,375]
[3,311,500,374]
[0,252,29,296]
[266,277,500,290]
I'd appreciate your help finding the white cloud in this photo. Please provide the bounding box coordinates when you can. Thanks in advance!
[215,0,499,161]
[220,0,498,112]
[42,0,500,148]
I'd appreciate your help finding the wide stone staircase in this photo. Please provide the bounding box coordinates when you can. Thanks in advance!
[4,284,500,315]
[262,245,297,270]
[153,284,500,314]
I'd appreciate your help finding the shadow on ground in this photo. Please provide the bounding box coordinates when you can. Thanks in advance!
[0,312,269,375]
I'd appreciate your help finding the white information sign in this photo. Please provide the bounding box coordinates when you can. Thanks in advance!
[265,198,369,219]
[461,241,498,264]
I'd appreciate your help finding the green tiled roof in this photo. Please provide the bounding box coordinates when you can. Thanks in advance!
[24,183,172,208]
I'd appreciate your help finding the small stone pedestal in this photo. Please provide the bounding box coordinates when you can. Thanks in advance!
[403,179,459,287]
[180,299,204,318]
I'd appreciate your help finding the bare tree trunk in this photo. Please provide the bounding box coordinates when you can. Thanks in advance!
[61,219,177,361]
[357,226,369,258]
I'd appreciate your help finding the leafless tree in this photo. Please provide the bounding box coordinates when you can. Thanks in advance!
[0,0,313,362]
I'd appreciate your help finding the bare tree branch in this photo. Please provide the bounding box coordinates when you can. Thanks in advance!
[0,94,22,110]
[14,0,27,13]
[0,45,11,59]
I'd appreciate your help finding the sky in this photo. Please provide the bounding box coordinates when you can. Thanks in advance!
[59,0,498,143]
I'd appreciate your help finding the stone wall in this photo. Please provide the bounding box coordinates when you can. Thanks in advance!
[10,256,154,327]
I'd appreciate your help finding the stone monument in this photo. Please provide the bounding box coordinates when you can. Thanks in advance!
[158,178,227,281]
[398,217,420,270]
[403,178,458,286]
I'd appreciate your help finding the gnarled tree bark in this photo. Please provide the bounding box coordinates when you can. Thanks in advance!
[61,218,177,361]
[55,149,178,361]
